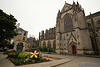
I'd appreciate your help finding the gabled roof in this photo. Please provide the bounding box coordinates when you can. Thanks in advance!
[17,28,28,32]
[68,32,77,44]
[61,2,72,13]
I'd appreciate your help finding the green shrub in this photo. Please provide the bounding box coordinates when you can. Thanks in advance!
[37,46,55,52]
[42,58,50,62]
[49,48,54,52]
[6,50,22,58]
[42,46,48,51]
[8,52,16,58]
[4,49,16,54]
[4,49,17,58]
[37,46,42,51]
[18,52,31,59]
[13,51,22,58]
[9,58,25,65]
[24,58,34,63]
[35,53,43,63]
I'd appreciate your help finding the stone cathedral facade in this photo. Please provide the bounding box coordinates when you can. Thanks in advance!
[39,2,100,55]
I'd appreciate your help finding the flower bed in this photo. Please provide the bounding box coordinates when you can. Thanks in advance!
[4,49,50,65]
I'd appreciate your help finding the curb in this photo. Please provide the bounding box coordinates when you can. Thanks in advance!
[50,59,73,67]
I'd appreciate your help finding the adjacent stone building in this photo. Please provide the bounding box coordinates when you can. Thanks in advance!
[39,1,100,55]
[12,23,29,51]
[39,27,56,49]
[27,36,39,51]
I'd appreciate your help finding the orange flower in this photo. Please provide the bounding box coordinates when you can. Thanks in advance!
[30,50,39,58]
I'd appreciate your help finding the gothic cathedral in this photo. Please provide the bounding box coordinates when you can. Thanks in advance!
[39,2,100,55]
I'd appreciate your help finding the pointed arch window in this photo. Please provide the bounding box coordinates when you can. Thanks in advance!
[64,15,73,31]
[97,20,100,27]
[87,23,92,29]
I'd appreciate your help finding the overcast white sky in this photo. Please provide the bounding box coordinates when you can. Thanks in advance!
[0,0,100,39]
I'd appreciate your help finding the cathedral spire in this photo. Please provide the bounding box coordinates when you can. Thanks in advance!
[83,9,85,16]
[76,1,80,10]
[57,10,61,19]
[56,10,61,28]
[73,0,76,10]
[77,1,79,6]
[79,4,82,9]
[73,0,75,5]
[76,1,83,12]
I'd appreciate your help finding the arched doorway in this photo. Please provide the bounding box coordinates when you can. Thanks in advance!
[48,41,51,48]
[17,43,23,51]
[90,36,99,54]
[68,42,77,54]
[72,45,76,54]
[43,41,46,47]
[53,40,56,49]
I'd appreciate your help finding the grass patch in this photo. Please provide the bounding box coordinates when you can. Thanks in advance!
[8,57,50,66]
[85,55,100,58]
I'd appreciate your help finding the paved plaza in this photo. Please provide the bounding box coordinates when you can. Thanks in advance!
[43,54,100,67]
[55,55,100,67]
[0,52,15,67]
[0,52,100,67]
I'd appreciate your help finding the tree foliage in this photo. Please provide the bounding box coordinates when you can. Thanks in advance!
[0,9,17,44]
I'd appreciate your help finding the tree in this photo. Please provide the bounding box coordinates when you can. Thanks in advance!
[0,9,17,44]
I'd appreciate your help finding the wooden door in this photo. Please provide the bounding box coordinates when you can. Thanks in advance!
[72,45,76,54]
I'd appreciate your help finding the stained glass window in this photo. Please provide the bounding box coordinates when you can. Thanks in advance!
[64,16,73,31]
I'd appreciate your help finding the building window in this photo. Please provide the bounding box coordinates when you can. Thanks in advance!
[67,33,68,36]
[48,41,51,48]
[64,35,65,40]
[23,37,25,40]
[24,32,26,36]
[19,31,22,35]
[97,20,100,27]
[18,36,21,40]
[64,15,73,31]
[87,23,92,29]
